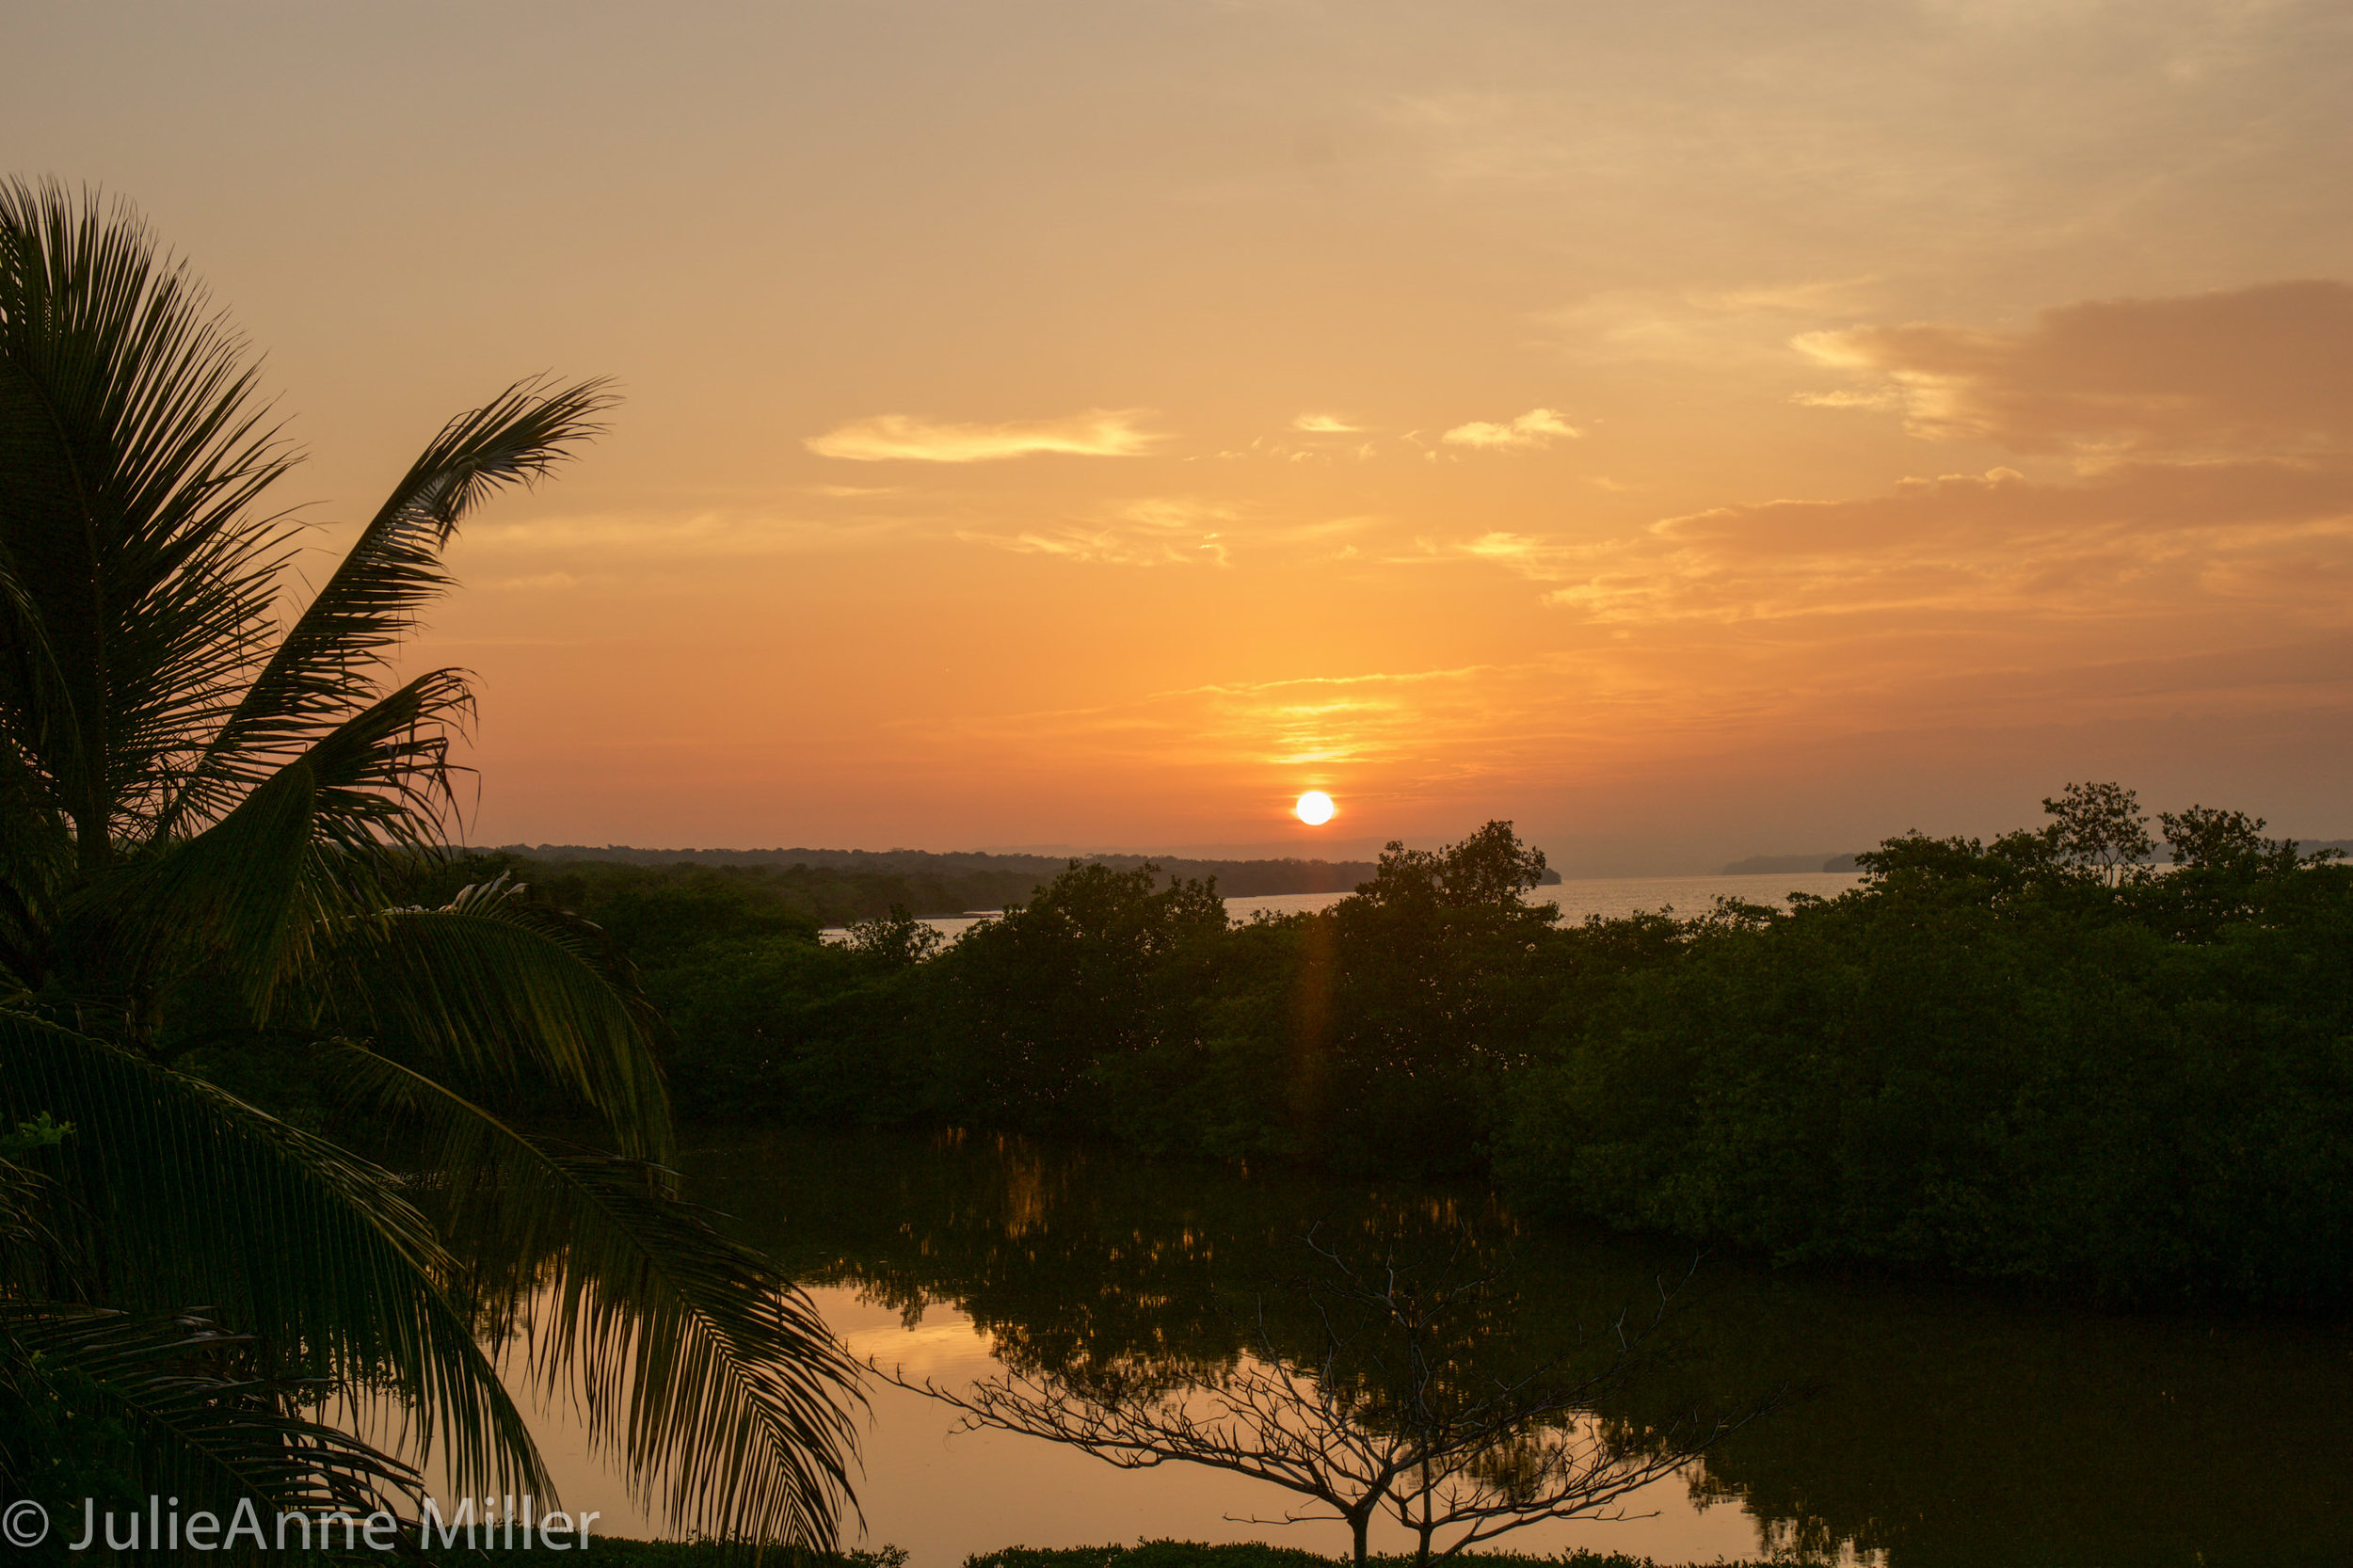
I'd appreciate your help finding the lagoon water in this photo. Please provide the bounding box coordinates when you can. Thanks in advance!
[506,1127,2352,1568]
[835,871,1869,944]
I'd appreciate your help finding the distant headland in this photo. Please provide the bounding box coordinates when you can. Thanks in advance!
[493,843,1563,899]
[1721,840,2353,876]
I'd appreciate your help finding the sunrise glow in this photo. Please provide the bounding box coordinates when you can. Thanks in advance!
[13,5,2339,870]
[12,12,2349,1567]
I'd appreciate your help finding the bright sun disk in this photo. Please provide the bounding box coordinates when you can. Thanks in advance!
[1295,791,1335,825]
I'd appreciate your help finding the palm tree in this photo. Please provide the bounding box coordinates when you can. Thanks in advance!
[0,181,857,1544]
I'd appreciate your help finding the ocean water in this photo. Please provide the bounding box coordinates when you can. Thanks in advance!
[830,869,1866,944]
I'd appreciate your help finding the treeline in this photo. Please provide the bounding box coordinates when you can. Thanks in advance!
[437,850,1381,933]
[1724,839,2353,876]
[493,844,1416,901]
[396,786,2353,1304]
[444,855,1051,931]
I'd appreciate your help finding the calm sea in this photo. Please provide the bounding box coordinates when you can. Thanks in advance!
[829,870,1866,943]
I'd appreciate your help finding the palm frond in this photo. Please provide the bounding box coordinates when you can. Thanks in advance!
[313,883,672,1160]
[341,1047,861,1547]
[6,1304,422,1521]
[0,180,298,866]
[162,376,614,839]
[294,668,477,859]
[57,755,328,1034]
[0,733,72,991]
[0,1012,546,1496]
[55,668,480,1025]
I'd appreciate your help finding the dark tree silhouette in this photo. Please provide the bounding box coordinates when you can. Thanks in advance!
[879,1235,1771,1568]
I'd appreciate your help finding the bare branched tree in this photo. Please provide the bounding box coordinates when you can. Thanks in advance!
[876,1232,1775,1568]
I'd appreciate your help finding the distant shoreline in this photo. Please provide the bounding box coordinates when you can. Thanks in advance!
[1720,839,2353,876]
[489,842,1564,894]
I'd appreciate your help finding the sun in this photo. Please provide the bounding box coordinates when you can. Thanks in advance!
[1294,791,1336,826]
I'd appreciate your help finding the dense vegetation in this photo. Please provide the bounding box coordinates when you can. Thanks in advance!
[472,856,1065,930]
[392,1539,1696,1568]
[1501,794,2353,1304]
[963,1546,1695,1568]
[396,787,2353,1306]
[408,849,1411,936]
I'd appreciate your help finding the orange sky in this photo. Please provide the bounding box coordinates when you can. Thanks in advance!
[14,1,2352,871]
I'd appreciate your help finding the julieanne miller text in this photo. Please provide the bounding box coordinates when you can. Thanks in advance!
[62,1496,601,1552]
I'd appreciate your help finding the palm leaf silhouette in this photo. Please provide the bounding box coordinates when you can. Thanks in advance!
[0,180,858,1544]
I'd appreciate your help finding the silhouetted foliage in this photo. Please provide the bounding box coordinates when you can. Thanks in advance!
[0,184,856,1547]
[496,844,1401,898]
[450,799,2353,1305]
[1499,791,2353,1304]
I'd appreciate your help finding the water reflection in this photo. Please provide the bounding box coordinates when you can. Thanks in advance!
[671,1129,2347,1568]
[873,1228,1766,1567]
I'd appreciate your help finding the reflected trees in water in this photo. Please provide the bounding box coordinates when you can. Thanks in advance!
[694,1128,2353,1566]
[877,1231,1770,1568]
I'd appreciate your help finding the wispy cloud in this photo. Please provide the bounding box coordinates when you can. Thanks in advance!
[1440,408,1581,450]
[958,500,1377,569]
[1688,277,1882,313]
[912,660,1582,779]
[1795,280,2353,459]
[1790,388,1901,410]
[1536,460,2353,626]
[465,509,917,557]
[1537,278,1885,368]
[959,497,1237,568]
[806,408,1161,462]
[1459,532,1548,559]
[1292,413,1361,433]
